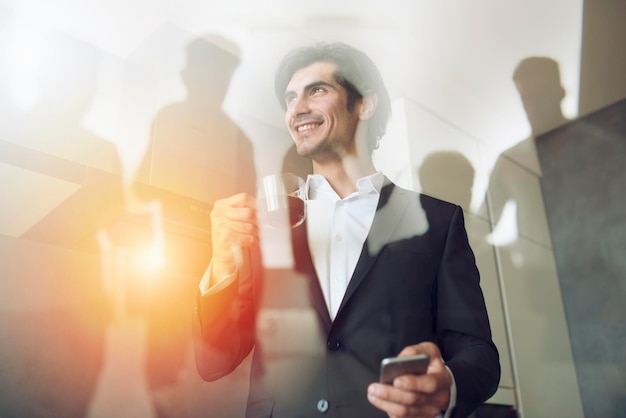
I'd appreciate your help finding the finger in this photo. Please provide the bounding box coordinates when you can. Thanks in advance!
[397,341,441,359]
[213,204,257,224]
[397,343,449,382]
[394,373,441,394]
[369,382,422,405]
[214,220,258,249]
[392,373,452,412]
[211,214,259,257]
[368,383,440,418]
[220,192,257,208]
[367,386,414,417]
[217,213,258,235]
[211,196,258,239]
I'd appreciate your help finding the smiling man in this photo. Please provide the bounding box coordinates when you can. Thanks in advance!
[193,42,500,418]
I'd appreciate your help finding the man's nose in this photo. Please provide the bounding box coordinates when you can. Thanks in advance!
[289,95,310,116]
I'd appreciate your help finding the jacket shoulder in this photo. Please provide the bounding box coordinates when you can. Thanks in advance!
[385,180,461,216]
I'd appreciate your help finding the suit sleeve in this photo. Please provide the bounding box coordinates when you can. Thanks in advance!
[436,206,501,417]
[192,248,260,381]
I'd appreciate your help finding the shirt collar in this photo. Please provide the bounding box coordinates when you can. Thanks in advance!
[305,172,384,200]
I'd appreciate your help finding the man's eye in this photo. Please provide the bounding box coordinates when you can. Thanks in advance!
[312,87,325,94]
[285,95,296,105]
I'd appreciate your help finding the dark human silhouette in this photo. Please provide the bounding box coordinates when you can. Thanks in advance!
[513,57,568,138]
[418,151,474,211]
[133,35,256,418]
[486,57,569,240]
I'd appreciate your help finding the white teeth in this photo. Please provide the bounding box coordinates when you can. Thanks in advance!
[297,123,320,132]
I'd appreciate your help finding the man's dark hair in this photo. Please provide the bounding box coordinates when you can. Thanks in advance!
[274,42,392,152]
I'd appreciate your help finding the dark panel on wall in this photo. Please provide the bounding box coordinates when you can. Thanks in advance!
[536,99,626,417]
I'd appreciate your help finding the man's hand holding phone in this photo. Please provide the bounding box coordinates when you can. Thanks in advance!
[367,342,453,418]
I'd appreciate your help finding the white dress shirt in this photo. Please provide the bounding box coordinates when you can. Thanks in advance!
[305,172,383,320]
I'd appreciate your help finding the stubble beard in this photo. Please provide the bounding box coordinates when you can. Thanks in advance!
[295,135,347,165]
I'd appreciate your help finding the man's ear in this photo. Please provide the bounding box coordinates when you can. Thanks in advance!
[359,93,378,120]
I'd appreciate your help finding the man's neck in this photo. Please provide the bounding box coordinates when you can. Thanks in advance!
[312,156,377,199]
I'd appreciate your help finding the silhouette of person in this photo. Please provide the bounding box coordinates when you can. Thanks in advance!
[133,35,256,418]
[485,57,569,249]
[0,24,122,418]
[418,151,474,211]
[480,58,580,400]
[515,57,626,415]
[135,36,255,202]
[513,57,569,138]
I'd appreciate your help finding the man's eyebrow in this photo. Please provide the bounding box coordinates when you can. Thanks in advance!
[283,80,335,100]
[305,80,334,90]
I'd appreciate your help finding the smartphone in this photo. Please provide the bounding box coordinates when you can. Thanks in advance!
[379,353,430,384]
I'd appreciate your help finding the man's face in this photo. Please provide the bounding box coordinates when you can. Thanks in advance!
[283,61,361,160]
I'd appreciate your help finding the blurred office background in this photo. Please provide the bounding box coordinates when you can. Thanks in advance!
[0,1,624,417]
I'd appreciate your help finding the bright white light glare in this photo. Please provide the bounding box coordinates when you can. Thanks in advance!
[487,200,519,246]
[7,16,45,111]
[136,200,166,274]
[137,245,166,273]
[8,79,39,111]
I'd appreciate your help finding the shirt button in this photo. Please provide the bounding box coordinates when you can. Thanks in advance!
[327,339,340,351]
[317,399,329,413]
[335,234,342,242]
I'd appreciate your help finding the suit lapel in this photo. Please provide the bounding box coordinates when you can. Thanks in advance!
[336,179,411,318]
[291,178,424,328]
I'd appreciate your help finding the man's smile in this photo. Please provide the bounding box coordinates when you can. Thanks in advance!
[297,122,323,133]
[292,116,325,135]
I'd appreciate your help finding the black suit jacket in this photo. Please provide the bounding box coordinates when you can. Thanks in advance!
[194,179,500,418]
